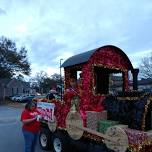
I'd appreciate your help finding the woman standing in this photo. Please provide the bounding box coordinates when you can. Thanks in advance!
[21,101,40,152]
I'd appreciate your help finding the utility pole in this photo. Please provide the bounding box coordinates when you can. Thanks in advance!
[60,59,63,101]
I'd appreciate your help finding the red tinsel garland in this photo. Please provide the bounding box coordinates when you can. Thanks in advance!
[53,46,131,128]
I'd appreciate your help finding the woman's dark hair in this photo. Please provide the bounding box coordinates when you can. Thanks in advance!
[49,93,55,100]
[25,101,36,110]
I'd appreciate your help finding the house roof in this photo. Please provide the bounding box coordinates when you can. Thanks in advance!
[0,78,11,86]
[0,78,30,88]
[138,78,152,85]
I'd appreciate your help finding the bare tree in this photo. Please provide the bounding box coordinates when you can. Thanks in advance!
[140,53,152,79]
[30,71,60,93]
[33,71,48,93]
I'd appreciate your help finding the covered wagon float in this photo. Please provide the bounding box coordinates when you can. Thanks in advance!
[38,45,152,152]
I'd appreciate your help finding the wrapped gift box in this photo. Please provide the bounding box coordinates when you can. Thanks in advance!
[124,128,148,145]
[86,110,107,131]
[98,120,119,133]
[125,129,152,152]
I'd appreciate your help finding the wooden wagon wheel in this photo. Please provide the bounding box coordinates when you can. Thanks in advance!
[48,116,57,132]
[66,111,84,140]
[104,126,129,152]
[66,111,129,152]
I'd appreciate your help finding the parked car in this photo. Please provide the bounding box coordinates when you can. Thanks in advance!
[20,95,35,103]
[11,95,21,101]
[15,95,28,102]
[11,94,30,102]
[11,95,26,101]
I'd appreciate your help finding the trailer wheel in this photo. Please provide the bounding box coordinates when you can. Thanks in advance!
[39,128,52,150]
[52,132,69,152]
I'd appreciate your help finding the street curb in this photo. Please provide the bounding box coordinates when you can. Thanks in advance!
[1,103,25,108]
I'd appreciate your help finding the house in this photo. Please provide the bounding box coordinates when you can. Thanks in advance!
[110,76,152,92]
[138,78,152,91]
[110,75,123,92]
[0,78,30,102]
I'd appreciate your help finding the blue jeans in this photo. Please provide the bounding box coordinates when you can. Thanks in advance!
[22,129,38,152]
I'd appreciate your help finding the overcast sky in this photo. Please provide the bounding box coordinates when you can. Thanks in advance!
[0,0,152,77]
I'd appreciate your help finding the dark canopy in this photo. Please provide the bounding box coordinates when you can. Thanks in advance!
[61,49,97,67]
[62,45,133,70]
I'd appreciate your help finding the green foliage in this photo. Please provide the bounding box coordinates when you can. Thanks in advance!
[0,36,31,78]
[41,77,57,93]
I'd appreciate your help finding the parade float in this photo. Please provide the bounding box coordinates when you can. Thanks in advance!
[38,45,152,152]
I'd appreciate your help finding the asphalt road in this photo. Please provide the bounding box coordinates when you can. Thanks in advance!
[0,105,48,152]
[0,104,110,152]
